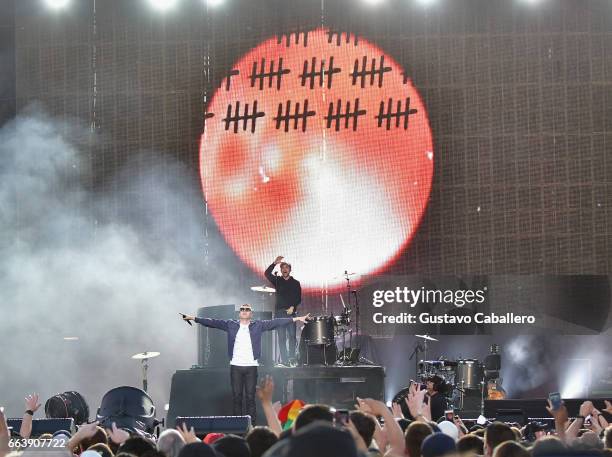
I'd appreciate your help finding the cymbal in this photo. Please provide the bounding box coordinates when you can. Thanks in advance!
[415,334,438,342]
[331,272,360,279]
[250,286,276,293]
[131,351,161,360]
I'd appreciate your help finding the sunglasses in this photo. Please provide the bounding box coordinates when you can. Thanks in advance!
[239,307,252,312]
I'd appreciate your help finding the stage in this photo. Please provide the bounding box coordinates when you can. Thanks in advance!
[167,365,385,426]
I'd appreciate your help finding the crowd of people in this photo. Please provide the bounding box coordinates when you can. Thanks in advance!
[1,381,611,457]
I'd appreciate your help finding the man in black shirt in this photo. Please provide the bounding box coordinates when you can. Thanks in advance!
[264,255,302,366]
[426,375,448,422]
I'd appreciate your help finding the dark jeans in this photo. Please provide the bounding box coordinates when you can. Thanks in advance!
[275,311,296,363]
[230,365,258,422]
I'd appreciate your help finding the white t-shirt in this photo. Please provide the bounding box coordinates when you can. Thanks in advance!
[230,324,259,366]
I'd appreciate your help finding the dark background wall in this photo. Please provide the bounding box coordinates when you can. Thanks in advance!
[12,0,612,281]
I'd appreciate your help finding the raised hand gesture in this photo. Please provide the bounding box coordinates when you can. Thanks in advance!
[25,394,41,413]
[176,422,200,444]
[256,375,275,404]
[106,422,130,445]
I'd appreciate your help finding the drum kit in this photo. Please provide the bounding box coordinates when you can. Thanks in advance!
[250,271,360,366]
[414,339,505,413]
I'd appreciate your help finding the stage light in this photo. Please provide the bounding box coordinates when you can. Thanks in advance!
[206,0,224,6]
[44,0,70,9]
[96,386,160,436]
[45,392,90,425]
[148,0,178,11]
[362,0,385,5]
[415,0,436,6]
[560,358,592,398]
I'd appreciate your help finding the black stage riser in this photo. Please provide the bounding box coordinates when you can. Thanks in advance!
[167,366,385,426]
[484,398,611,419]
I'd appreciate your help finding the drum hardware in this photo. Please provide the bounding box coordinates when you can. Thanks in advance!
[410,335,437,377]
[250,286,276,293]
[480,379,486,416]
[131,351,161,392]
[336,288,357,365]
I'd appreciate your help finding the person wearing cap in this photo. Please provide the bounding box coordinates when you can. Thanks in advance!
[182,304,309,423]
[421,432,457,457]
[265,255,302,366]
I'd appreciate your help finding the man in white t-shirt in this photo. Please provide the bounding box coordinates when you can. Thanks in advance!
[182,304,309,422]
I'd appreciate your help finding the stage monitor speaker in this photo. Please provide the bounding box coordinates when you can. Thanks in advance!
[197,305,273,367]
[7,418,75,437]
[174,416,252,436]
[495,409,526,425]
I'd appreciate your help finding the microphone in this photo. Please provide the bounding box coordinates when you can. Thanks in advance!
[179,313,193,326]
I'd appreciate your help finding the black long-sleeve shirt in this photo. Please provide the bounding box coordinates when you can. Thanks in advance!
[264,263,302,312]
[428,392,448,422]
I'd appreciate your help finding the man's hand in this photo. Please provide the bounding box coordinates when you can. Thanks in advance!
[405,383,427,420]
[546,399,569,425]
[286,306,295,315]
[603,400,612,414]
[346,419,368,452]
[357,398,389,418]
[274,256,284,265]
[181,314,195,322]
[453,415,467,437]
[106,422,130,445]
[293,314,310,324]
[25,394,41,413]
[74,421,99,440]
[68,421,100,449]
[176,423,200,444]
[579,400,594,417]
[256,375,275,404]
[391,403,404,419]
[354,398,374,415]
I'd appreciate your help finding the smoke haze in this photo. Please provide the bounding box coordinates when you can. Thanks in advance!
[0,108,247,419]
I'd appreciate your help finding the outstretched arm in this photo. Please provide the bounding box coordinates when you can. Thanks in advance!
[181,313,229,331]
[261,314,310,331]
[194,317,229,331]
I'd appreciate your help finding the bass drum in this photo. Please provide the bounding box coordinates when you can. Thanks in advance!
[456,359,482,389]
[302,316,335,346]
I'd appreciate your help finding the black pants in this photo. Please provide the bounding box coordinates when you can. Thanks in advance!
[230,365,258,422]
[275,311,296,364]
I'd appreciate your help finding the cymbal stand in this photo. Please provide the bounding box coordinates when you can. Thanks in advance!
[480,379,486,416]
[352,289,360,338]
[141,358,149,392]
